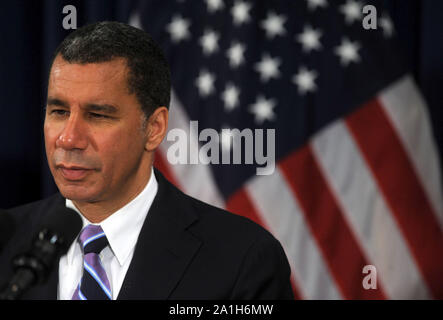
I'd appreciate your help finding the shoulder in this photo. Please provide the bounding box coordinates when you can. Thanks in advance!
[160,172,288,267]
[6,193,65,230]
[2,193,65,256]
[189,194,273,243]
[160,172,277,248]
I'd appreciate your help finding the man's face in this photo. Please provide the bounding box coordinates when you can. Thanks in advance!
[44,56,150,206]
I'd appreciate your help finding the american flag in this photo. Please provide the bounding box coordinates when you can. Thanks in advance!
[129,0,443,299]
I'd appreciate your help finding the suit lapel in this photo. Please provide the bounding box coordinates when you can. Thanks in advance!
[117,169,202,299]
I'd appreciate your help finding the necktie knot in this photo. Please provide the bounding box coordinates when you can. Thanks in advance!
[78,224,108,254]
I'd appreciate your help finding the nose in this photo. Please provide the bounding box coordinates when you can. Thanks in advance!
[55,112,88,150]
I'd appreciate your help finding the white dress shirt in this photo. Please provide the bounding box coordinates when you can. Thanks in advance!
[57,168,158,300]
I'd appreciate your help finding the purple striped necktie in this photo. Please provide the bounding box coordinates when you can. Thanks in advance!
[72,224,112,300]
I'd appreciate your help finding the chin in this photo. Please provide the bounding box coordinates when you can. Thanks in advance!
[57,183,101,203]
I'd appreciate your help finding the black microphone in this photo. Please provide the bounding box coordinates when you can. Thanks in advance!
[0,206,82,300]
[0,209,16,253]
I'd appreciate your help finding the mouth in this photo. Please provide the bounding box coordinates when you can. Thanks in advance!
[57,164,93,181]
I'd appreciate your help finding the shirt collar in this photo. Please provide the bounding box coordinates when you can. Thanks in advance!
[65,168,158,266]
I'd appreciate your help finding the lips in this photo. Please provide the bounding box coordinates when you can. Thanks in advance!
[58,165,93,181]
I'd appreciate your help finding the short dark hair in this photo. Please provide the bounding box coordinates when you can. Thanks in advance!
[51,21,171,118]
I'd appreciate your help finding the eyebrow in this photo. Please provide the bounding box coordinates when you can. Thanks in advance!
[47,97,119,114]
[47,97,69,108]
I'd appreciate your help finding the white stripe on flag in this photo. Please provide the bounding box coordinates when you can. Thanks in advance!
[379,75,443,229]
[311,119,431,299]
[159,90,226,209]
[245,169,342,299]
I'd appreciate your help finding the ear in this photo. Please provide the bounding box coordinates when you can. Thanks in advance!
[144,106,169,152]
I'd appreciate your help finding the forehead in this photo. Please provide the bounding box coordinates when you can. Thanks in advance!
[48,56,130,96]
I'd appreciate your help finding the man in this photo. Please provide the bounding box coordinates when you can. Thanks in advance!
[0,21,293,300]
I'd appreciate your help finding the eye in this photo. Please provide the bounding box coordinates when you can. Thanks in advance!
[89,112,109,119]
[50,109,69,117]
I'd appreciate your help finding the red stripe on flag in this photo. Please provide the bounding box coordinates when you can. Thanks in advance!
[346,99,443,299]
[154,150,181,188]
[279,146,387,299]
[226,188,303,300]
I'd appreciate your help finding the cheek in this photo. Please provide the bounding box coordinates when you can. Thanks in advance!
[96,129,145,170]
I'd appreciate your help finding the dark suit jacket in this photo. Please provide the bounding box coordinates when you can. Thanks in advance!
[0,169,294,300]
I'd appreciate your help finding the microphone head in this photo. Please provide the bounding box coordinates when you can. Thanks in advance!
[38,206,82,254]
[0,209,16,250]
[2,206,82,297]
